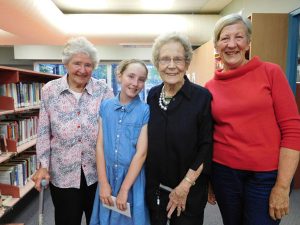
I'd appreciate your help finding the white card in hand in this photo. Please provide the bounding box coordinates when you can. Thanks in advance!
[102,196,131,218]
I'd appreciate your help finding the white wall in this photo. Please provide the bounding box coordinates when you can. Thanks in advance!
[14,45,152,61]
[0,46,34,69]
[222,0,300,16]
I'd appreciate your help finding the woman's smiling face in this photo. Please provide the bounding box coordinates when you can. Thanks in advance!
[157,41,188,86]
[216,21,250,71]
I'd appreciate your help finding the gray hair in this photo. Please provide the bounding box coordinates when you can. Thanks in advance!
[116,59,148,77]
[62,36,99,69]
[214,14,252,47]
[152,32,193,69]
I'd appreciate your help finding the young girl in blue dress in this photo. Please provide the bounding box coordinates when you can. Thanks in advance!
[90,59,150,225]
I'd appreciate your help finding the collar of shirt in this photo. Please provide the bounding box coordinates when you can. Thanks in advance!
[151,75,192,100]
[57,74,95,96]
[112,93,141,112]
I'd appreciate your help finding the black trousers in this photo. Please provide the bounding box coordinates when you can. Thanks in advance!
[149,189,204,225]
[149,209,204,225]
[49,169,97,225]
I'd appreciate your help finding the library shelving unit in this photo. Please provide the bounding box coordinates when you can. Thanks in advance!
[0,65,61,218]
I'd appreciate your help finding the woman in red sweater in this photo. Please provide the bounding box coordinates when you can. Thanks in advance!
[205,13,300,225]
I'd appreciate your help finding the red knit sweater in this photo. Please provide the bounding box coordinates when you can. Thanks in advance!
[205,57,300,171]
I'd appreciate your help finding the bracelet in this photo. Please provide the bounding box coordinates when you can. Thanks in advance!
[184,176,195,186]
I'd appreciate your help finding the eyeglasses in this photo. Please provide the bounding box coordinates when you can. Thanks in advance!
[158,57,186,66]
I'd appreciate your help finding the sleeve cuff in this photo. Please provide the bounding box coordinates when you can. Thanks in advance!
[38,160,49,170]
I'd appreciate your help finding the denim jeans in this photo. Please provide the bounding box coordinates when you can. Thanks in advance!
[211,162,281,225]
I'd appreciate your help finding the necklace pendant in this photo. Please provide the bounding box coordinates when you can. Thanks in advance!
[158,86,168,111]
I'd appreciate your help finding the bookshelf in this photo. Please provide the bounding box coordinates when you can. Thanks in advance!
[0,180,35,218]
[0,65,60,218]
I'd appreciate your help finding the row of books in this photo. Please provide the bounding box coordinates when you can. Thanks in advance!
[0,82,45,109]
[0,148,37,187]
[0,114,38,147]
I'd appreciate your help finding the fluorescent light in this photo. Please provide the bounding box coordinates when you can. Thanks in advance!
[64,14,188,35]
[70,0,107,10]
[140,0,174,9]
[55,0,107,10]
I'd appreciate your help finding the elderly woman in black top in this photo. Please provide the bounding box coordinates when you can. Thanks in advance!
[146,32,213,225]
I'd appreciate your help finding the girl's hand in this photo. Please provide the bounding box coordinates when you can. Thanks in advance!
[116,188,129,211]
[100,182,114,206]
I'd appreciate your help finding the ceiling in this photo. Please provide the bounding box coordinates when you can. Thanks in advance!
[53,0,231,14]
[0,0,232,46]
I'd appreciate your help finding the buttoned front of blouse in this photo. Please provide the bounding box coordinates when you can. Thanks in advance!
[100,95,148,192]
[36,75,113,188]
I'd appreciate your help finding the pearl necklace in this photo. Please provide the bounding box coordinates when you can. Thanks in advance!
[158,86,169,111]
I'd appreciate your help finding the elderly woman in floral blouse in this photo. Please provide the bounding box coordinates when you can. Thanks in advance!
[32,37,113,225]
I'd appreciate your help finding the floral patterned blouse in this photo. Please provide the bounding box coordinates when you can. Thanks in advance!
[36,75,113,188]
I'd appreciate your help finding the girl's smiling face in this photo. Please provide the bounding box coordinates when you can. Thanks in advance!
[118,63,147,104]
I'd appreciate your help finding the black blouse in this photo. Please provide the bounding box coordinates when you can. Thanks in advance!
[146,76,213,215]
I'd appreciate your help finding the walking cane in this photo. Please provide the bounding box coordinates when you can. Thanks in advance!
[38,179,48,225]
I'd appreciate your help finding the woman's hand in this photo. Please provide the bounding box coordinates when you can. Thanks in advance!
[99,182,114,206]
[269,148,299,220]
[269,185,290,220]
[32,168,50,192]
[166,167,202,218]
[208,182,217,205]
[166,183,190,218]
[116,188,129,211]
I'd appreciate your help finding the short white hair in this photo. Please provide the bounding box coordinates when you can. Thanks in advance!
[62,36,99,69]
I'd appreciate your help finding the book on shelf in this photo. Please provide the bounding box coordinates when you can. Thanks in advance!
[0,151,37,187]
[0,121,19,141]
[0,115,38,147]
[0,84,6,96]
[0,165,17,186]
[17,154,36,178]
[9,159,28,186]
[20,149,37,176]
[0,82,44,109]
[0,134,8,153]
[2,162,24,187]
[0,168,15,185]
[0,83,18,109]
